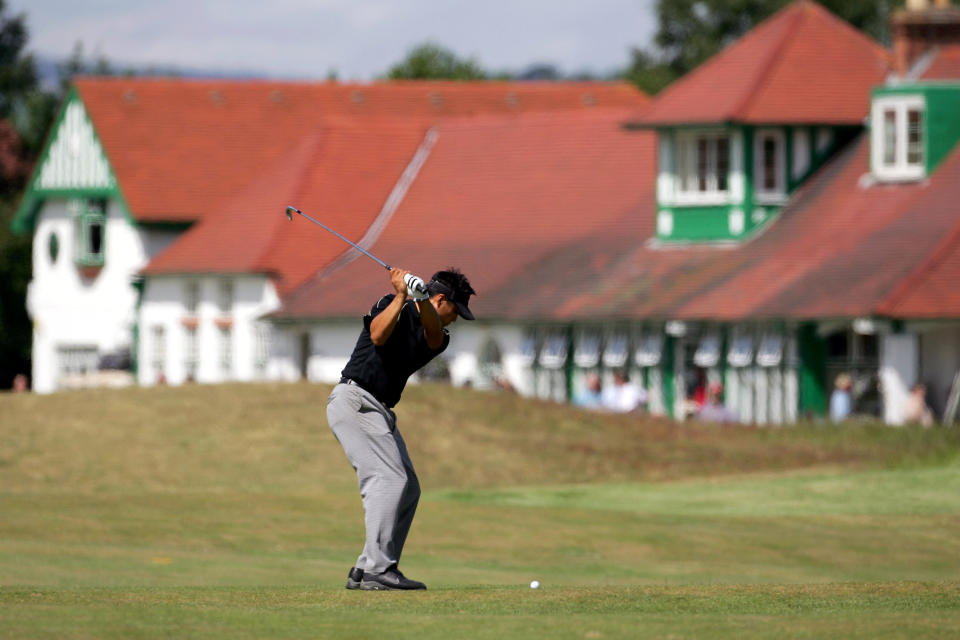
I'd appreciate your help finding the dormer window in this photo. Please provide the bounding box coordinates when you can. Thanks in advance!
[872,95,925,181]
[675,131,730,203]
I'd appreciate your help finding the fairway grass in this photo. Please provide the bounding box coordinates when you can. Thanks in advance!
[2,582,959,640]
[2,383,960,638]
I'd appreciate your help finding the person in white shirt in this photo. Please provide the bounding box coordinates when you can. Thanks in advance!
[601,369,647,413]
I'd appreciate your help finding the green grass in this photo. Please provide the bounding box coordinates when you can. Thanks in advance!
[1,383,959,638]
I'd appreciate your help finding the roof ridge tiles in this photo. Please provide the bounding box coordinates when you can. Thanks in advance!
[730,2,807,120]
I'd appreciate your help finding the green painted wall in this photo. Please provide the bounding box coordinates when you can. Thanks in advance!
[664,205,733,241]
[662,335,675,419]
[924,86,960,173]
[798,323,827,417]
[873,84,960,176]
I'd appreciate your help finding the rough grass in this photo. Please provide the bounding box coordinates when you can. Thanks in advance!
[1,382,959,638]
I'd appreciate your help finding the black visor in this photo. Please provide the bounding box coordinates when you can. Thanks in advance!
[428,280,475,320]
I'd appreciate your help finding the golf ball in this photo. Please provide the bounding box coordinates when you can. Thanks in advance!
[530,580,540,589]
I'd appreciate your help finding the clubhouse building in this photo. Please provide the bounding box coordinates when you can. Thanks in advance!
[14,0,960,425]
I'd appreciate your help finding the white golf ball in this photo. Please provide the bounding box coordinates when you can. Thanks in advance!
[530,580,540,589]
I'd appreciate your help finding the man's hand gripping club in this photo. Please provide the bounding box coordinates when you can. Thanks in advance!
[369,268,444,350]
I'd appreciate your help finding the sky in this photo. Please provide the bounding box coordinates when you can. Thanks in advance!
[10,0,658,82]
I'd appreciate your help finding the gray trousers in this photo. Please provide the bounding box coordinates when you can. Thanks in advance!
[326,382,421,575]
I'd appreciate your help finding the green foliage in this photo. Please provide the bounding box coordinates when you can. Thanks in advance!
[0,0,39,388]
[623,0,898,94]
[656,0,894,76]
[386,42,487,81]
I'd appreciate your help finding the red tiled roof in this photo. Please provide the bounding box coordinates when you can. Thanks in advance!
[78,77,647,222]
[75,78,648,294]
[634,1,890,126]
[141,120,431,294]
[275,109,656,317]
[449,135,960,322]
[920,45,960,80]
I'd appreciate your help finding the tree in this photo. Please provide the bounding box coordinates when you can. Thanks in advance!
[0,3,119,388]
[623,0,898,95]
[0,0,43,389]
[385,42,487,81]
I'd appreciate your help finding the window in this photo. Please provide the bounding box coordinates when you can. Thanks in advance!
[184,281,200,314]
[693,334,720,368]
[48,232,60,265]
[217,279,234,314]
[151,326,166,383]
[754,129,786,202]
[573,330,601,368]
[74,198,107,266]
[676,132,730,202]
[254,322,270,376]
[219,326,232,378]
[184,326,198,381]
[634,333,663,367]
[872,96,925,181]
[538,332,568,370]
[58,346,98,378]
[602,333,630,368]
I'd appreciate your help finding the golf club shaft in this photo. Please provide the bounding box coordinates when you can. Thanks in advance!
[286,205,391,270]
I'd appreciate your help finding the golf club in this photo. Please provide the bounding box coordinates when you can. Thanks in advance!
[285,205,428,299]
[285,205,391,270]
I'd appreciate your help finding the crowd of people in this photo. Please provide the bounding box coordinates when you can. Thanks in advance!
[573,368,940,426]
[574,370,647,413]
[830,372,934,426]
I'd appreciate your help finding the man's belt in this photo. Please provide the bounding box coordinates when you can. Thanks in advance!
[339,377,390,409]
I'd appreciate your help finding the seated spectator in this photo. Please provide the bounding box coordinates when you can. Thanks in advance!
[830,373,852,423]
[697,382,737,423]
[904,383,934,427]
[574,373,603,408]
[601,369,647,413]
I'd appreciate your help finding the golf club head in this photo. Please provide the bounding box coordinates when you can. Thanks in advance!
[285,206,295,221]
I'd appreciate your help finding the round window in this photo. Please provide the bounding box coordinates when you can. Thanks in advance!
[48,232,60,265]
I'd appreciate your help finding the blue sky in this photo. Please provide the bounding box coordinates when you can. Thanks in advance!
[10,0,657,81]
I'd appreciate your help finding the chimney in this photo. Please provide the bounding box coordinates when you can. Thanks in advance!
[892,0,960,75]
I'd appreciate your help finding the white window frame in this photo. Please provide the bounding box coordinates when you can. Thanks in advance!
[57,345,98,378]
[72,198,107,267]
[753,128,787,204]
[184,280,200,315]
[872,95,925,182]
[151,326,166,381]
[184,325,198,381]
[217,279,234,314]
[219,326,233,379]
[254,322,271,377]
[675,130,731,205]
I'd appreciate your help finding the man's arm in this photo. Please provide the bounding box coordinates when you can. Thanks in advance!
[369,269,410,346]
[417,298,445,350]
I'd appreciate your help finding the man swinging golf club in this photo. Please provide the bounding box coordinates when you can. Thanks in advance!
[327,266,475,590]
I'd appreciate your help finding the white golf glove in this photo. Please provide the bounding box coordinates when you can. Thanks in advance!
[404,273,429,300]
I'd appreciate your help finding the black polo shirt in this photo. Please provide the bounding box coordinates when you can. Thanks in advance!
[340,294,449,408]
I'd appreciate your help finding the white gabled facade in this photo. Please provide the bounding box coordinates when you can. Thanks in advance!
[20,94,183,393]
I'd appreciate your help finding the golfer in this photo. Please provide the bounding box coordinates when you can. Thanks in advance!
[327,266,475,590]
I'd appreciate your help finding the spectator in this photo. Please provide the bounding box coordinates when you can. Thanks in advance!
[574,373,603,408]
[904,383,934,427]
[601,369,646,413]
[698,382,737,423]
[12,374,28,393]
[830,373,853,423]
